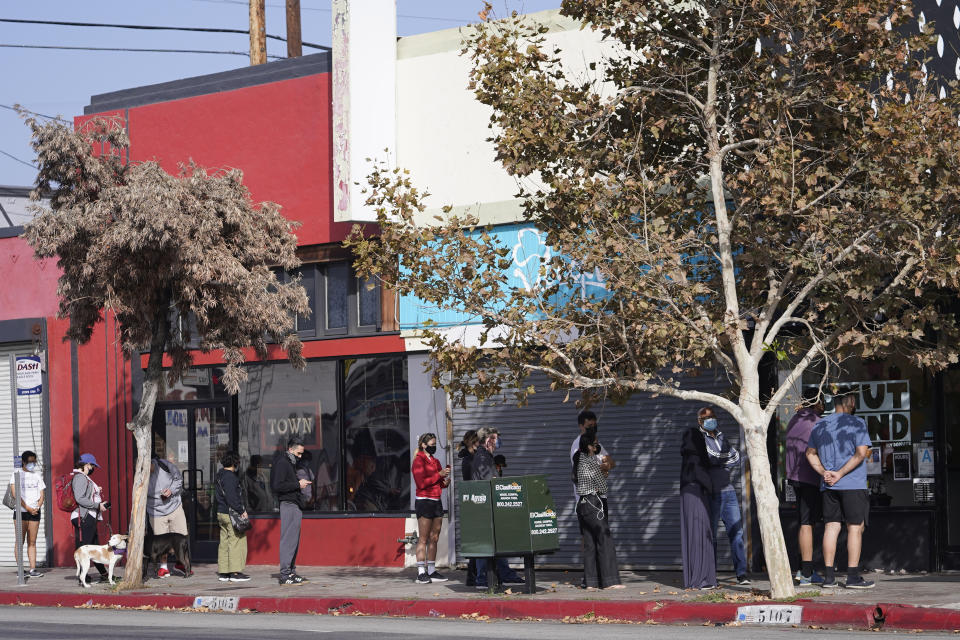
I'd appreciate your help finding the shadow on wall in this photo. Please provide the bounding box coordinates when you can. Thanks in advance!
[451,369,739,570]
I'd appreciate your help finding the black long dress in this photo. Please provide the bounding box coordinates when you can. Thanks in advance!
[680,427,717,589]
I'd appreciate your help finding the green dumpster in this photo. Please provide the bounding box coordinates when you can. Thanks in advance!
[457,474,559,592]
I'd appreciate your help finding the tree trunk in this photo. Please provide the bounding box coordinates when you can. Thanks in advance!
[117,380,159,590]
[741,419,795,599]
[118,301,170,590]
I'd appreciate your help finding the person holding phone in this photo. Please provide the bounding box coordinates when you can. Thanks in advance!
[71,453,110,585]
[270,436,312,585]
[411,432,449,584]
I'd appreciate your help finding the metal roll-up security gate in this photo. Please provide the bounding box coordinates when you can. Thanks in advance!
[0,345,47,567]
[452,369,741,570]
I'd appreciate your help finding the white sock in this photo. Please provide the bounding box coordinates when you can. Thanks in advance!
[416,561,426,575]
[427,562,436,574]
[160,562,168,571]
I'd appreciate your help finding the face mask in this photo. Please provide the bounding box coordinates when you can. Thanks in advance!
[702,418,718,431]
[25,463,36,473]
[495,438,502,450]
[87,466,96,475]
[425,445,437,455]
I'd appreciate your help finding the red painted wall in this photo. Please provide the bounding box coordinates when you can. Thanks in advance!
[0,236,60,322]
[122,74,357,246]
[245,517,407,567]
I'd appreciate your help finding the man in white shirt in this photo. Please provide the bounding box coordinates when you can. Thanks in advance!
[9,450,45,577]
[570,411,616,497]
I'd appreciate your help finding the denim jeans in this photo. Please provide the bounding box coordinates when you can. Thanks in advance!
[710,489,747,577]
[475,557,520,586]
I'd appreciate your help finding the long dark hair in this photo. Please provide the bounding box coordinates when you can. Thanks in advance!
[571,431,599,484]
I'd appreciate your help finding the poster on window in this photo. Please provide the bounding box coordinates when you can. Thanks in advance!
[915,445,934,477]
[866,447,882,475]
[893,451,912,481]
[805,380,911,443]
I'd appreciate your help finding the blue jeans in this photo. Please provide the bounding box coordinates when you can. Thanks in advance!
[710,489,747,577]
[475,557,520,586]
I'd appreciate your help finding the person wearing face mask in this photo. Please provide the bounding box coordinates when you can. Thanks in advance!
[698,408,749,586]
[270,436,311,585]
[71,453,110,585]
[573,431,623,589]
[411,432,450,584]
[10,451,45,578]
[680,411,717,589]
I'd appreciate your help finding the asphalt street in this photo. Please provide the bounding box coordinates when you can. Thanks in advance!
[0,606,948,639]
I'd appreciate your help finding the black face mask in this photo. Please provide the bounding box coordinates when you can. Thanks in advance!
[87,466,96,476]
[425,445,437,455]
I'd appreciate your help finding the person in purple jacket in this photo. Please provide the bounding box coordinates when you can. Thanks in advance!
[785,394,825,586]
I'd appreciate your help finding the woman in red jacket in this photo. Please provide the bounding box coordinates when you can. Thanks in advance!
[411,432,450,584]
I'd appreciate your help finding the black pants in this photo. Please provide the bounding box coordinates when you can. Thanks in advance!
[74,513,107,577]
[577,495,620,588]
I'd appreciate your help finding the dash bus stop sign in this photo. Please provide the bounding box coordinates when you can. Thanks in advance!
[15,356,42,396]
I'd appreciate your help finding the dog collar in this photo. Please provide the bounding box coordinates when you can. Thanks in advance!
[113,549,126,555]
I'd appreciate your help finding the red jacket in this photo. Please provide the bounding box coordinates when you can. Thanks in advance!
[411,450,445,500]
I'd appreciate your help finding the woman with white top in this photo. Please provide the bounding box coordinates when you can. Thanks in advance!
[9,450,45,578]
[71,452,110,584]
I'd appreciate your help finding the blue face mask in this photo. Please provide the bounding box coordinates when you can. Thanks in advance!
[495,438,502,450]
[702,418,718,431]
[25,463,36,473]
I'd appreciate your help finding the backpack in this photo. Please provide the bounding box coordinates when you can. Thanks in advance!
[54,472,79,512]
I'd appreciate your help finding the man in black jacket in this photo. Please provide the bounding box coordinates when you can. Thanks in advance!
[270,436,311,584]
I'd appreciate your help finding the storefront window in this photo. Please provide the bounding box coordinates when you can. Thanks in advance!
[343,357,410,512]
[235,356,410,514]
[785,357,935,508]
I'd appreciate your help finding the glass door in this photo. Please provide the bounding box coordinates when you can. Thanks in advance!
[153,402,232,562]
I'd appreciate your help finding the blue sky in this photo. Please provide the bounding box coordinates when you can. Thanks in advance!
[1,0,562,186]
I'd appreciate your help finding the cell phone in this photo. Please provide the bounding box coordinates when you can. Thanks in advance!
[101,501,111,509]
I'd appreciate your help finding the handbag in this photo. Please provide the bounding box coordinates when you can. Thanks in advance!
[2,483,17,510]
[217,472,252,533]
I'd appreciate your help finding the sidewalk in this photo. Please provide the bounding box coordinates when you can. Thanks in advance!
[2,565,960,631]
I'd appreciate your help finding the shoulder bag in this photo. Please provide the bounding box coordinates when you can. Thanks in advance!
[217,471,252,533]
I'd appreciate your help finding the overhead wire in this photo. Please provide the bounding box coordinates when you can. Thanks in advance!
[0,104,71,124]
[0,149,36,169]
[182,0,474,22]
[0,43,284,59]
[0,18,330,51]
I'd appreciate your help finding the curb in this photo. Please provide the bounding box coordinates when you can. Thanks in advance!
[0,591,954,630]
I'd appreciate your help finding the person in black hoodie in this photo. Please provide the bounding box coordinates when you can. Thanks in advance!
[215,451,250,582]
[270,436,311,585]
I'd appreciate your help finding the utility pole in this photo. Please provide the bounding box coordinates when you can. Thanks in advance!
[286,0,302,58]
[249,0,266,65]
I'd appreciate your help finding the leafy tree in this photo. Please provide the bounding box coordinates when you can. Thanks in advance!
[22,114,307,589]
[347,0,960,596]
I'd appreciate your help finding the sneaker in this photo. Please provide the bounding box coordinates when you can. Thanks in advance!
[820,577,838,589]
[415,573,431,584]
[428,571,448,583]
[175,562,186,572]
[27,569,44,578]
[292,573,309,583]
[157,567,170,578]
[795,570,824,586]
[844,576,876,589]
[737,575,751,586]
[230,572,251,582]
[279,574,306,585]
[218,573,231,582]
[475,582,490,590]
[502,575,525,585]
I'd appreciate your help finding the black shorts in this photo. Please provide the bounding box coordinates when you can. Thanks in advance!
[822,489,869,526]
[415,499,444,519]
[790,481,822,526]
[13,511,41,522]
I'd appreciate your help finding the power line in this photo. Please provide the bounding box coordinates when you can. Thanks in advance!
[0,149,36,169]
[0,103,71,124]
[0,18,330,51]
[0,44,284,59]
[184,0,473,22]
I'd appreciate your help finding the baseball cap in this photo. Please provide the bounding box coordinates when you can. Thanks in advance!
[79,453,100,468]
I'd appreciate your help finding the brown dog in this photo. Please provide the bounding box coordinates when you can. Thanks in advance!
[74,533,128,587]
